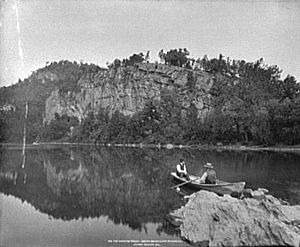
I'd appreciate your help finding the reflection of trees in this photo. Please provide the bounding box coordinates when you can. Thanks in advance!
[0,146,300,233]
[42,147,183,231]
[0,146,185,232]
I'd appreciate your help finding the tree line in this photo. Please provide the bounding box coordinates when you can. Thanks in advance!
[1,50,300,146]
[41,51,300,145]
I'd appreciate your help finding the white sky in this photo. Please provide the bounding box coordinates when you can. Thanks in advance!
[0,0,300,86]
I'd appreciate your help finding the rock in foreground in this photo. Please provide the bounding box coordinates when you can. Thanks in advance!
[171,191,300,246]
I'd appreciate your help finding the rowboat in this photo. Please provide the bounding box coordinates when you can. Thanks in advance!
[171,172,246,195]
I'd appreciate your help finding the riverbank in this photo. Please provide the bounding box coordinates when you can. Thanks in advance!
[170,190,300,246]
[209,144,300,153]
[1,142,300,153]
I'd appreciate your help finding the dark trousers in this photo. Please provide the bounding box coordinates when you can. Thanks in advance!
[177,171,189,180]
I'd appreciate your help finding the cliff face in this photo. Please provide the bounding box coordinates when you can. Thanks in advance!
[44,63,213,123]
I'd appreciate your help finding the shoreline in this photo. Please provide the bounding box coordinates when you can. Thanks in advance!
[1,142,300,153]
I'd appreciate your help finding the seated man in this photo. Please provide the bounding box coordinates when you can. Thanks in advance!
[199,162,217,184]
[176,158,189,180]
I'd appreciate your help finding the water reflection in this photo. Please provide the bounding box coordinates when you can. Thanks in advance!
[0,147,185,230]
[0,146,299,246]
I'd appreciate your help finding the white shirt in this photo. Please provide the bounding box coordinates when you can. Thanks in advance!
[199,172,207,183]
[177,162,187,175]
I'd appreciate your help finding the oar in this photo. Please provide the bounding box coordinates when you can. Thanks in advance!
[171,177,199,189]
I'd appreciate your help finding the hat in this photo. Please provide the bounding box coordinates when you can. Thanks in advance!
[204,162,214,169]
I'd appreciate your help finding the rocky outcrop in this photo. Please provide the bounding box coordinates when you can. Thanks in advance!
[171,190,300,246]
[44,63,213,123]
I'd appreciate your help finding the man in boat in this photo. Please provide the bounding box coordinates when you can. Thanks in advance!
[199,162,217,184]
[176,158,189,180]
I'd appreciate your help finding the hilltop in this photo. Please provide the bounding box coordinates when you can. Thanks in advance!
[0,50,299,145]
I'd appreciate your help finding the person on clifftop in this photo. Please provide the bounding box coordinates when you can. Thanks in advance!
[176,158,189,180]
[199,162,217,184]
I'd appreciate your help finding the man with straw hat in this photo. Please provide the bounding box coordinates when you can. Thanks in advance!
[199,162,217,184]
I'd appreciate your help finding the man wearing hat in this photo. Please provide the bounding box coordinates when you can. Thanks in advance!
[199,162,217,184]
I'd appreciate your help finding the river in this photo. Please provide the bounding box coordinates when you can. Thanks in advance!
[0,145,299,247]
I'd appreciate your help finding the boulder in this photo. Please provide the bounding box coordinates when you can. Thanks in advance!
[171,190,300,246]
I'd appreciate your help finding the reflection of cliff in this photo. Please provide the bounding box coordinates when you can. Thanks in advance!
[44,160,88,196]
[42,147,181,230]
[0,171,17,184]
[1,146,299,233]
[0,147,185,232]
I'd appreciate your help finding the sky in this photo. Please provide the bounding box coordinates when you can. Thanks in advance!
[0,0,299,87]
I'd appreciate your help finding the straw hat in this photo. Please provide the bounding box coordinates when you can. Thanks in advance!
[204,162,214,169]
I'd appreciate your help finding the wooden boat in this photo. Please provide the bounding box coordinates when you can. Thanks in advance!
[171,172,246,195]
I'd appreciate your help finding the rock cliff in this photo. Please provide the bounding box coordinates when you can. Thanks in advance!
[44,63,213,123]
[171,190,300,246]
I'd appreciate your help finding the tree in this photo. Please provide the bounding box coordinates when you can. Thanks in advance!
[157,90,183,143]
[106,111,127,142]
[144,51,150,62]
[158,49,165,63]
[278,75,300,101]
[0,113,7,142]
[42,113,79,141]
[181,103,200,143]
[123,53,145,66]
[164,48,190,67]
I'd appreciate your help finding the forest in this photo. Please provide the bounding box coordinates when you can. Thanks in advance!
[0,49,300,146]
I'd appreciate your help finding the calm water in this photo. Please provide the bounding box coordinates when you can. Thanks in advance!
[0,145,299,247]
